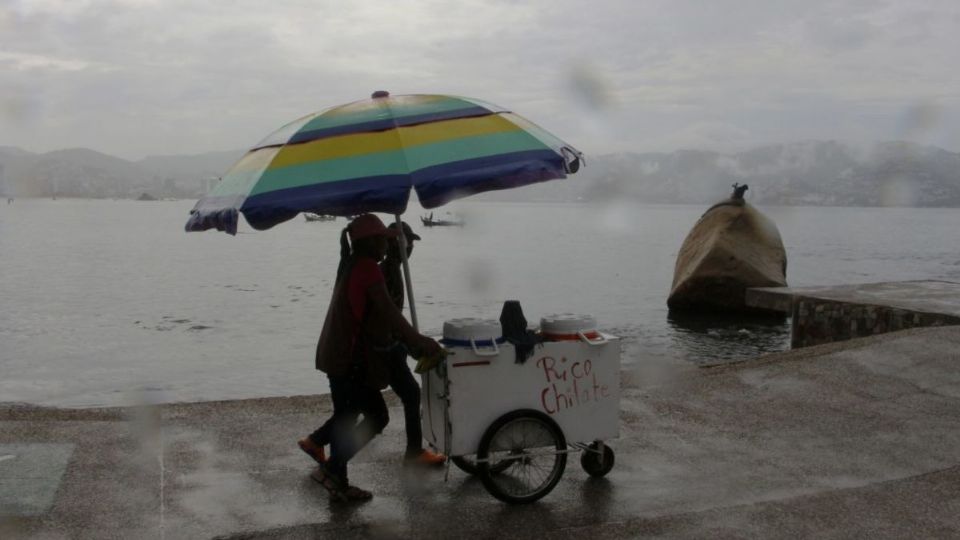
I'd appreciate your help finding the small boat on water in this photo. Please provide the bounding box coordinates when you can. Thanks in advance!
[667,184,787,314]
[420,212,465,227]
[304,213,336,222]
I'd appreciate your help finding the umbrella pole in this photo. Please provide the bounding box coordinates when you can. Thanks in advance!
[395,214,419,331]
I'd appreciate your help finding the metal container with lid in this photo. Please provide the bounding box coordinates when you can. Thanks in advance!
[441,318,505,357]
[539,313,607,344]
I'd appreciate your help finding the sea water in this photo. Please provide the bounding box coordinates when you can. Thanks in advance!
[2,199,958,407]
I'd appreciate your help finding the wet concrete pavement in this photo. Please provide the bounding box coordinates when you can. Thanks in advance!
[2,326,960,539]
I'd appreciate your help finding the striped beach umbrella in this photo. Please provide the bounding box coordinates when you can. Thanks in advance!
[184,92,582,235]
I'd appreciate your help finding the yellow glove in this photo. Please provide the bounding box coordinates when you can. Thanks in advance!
[414,348,451,374]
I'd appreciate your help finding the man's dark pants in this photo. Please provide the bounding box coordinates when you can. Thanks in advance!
[308,346,424,480]
[310,372,388,482]
[387,345,423,455]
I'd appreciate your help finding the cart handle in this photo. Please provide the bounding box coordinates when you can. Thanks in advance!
[471,338,500,357]
[578,331,608,346]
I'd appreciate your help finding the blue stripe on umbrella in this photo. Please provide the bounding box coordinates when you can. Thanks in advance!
[281,106,495,147]
[414,149,567,209]
[239,174,412,230]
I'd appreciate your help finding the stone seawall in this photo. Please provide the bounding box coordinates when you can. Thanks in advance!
[746,280,960,349]
[791,298,960,348]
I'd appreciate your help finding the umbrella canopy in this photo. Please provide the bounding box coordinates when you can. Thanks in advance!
[185,93,582,235]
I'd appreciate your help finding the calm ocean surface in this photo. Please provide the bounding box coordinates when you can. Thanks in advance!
[2,199,958,407]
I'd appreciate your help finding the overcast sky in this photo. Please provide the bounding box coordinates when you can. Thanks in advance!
[2,0,959,160]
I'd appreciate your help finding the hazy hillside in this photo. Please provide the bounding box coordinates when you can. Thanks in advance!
[1,141,958,207]
[0,148,243,199]
[565,141,960,207]
[137,150,245,187]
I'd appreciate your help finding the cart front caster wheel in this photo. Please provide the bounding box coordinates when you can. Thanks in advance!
[580,442,615,477]
[477,409,567,504]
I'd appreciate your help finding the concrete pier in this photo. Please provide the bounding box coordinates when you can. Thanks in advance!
[746,280,960,348]
[2,326,960,538]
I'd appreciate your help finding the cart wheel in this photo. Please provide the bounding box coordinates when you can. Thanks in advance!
[451,455,512,476]
[477,409,567,504]
[580,442,615,477]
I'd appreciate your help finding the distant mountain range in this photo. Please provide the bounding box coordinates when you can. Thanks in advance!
[0,146,243,200]
[1,141,958,207]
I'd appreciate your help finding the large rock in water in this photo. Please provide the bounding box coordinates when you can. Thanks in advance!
[667,193,787,313]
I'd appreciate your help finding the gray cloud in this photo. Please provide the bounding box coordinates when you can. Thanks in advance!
[1,0,959,159]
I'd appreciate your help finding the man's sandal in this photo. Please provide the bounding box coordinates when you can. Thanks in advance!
[340,485,373,501]
[310,465,348,503]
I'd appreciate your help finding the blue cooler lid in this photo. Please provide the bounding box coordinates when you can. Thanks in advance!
[442,318,503,347]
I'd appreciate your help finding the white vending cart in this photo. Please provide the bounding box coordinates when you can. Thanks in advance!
[421,315,620,504]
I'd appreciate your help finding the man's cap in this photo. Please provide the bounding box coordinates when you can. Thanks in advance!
[387,221,421,242]
[348,214,399,242]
